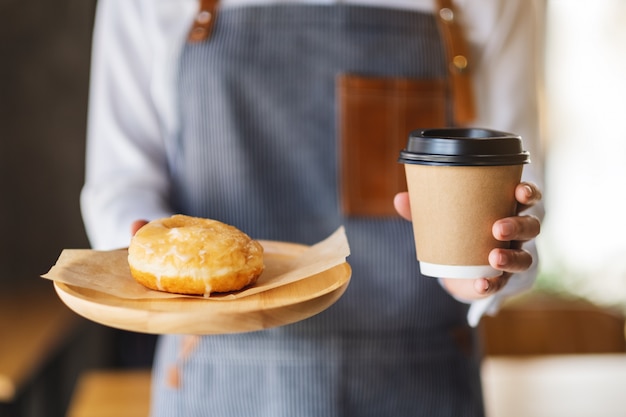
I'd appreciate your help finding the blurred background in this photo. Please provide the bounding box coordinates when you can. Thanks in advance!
[0,1,94,284]
[537,0,626,316]
[1,0,625,416]
[1,2,155,416]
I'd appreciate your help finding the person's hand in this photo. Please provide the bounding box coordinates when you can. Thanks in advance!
[131,219,149,236]
[393,182,542,300]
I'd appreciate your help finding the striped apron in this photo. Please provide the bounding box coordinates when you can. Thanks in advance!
[151,5,485,416]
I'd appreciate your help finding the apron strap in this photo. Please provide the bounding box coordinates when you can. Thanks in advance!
[188,0,220,42]
[186,0,476,125]
[435,0,476,125]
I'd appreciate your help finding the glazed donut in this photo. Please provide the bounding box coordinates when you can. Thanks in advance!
[128,215,264,296]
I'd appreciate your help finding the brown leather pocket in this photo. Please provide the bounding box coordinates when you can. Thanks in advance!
[337,74,447,217]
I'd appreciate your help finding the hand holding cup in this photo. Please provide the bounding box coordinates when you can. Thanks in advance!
[394,182,541,299]
[396,128,541,300]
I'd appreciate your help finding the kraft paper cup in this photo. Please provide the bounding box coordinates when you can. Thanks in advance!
[398,128,530,279]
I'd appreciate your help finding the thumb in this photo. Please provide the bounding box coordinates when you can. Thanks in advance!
[131,220,149,236]
[393,192,412,221]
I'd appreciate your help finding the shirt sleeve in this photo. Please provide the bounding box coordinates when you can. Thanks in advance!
[81,0,176,250]
[453,0,547,325]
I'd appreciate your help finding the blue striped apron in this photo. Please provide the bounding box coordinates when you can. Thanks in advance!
[151,5,484,416]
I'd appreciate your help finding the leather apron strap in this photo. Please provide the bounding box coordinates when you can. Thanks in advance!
[435,0,476,125]
[188,0,220,42]
[187,0,476,125]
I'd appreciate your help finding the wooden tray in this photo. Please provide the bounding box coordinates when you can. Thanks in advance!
[53,241,351,335]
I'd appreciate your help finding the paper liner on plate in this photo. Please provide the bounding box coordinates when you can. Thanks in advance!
[42,227,350,300]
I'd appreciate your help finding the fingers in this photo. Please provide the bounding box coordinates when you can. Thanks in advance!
[492,215,541,243]
[475,274,510,295]
[441,245,532,300]
[515,182,542,213]
[393,192,412,221]
[489,247,533,273]
[441,274,511,300]
[489,214,536,286]
[488,181,541,279]
[131,219,149,236]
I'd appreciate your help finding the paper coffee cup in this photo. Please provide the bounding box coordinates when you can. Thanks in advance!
[398,128,530,279]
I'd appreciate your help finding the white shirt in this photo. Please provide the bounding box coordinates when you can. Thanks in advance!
[81,0,546,326]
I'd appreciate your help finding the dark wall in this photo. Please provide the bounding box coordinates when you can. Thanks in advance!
[1,6,156,417]
[0,0,97,287]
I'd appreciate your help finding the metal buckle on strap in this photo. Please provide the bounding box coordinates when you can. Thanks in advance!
[188,0,220,42]
[435,0,476,125]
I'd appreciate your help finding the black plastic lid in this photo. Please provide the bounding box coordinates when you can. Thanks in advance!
[398,128,530,166]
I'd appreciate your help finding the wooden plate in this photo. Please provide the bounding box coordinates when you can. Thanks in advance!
[53,241,351,335]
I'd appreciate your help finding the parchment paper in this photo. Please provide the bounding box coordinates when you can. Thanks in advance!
[42,227,350,300]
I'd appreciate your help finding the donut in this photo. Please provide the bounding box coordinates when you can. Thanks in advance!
[128,215,264,296]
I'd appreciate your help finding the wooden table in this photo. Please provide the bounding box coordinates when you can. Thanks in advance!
[67,370,151,417]
[0,284,79,402]
[65,354,626,417]
[482,354,626,417]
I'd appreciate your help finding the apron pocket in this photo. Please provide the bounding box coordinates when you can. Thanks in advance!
[337,73,447,217]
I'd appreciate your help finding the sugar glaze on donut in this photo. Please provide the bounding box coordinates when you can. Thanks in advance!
[128,215,264,296]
